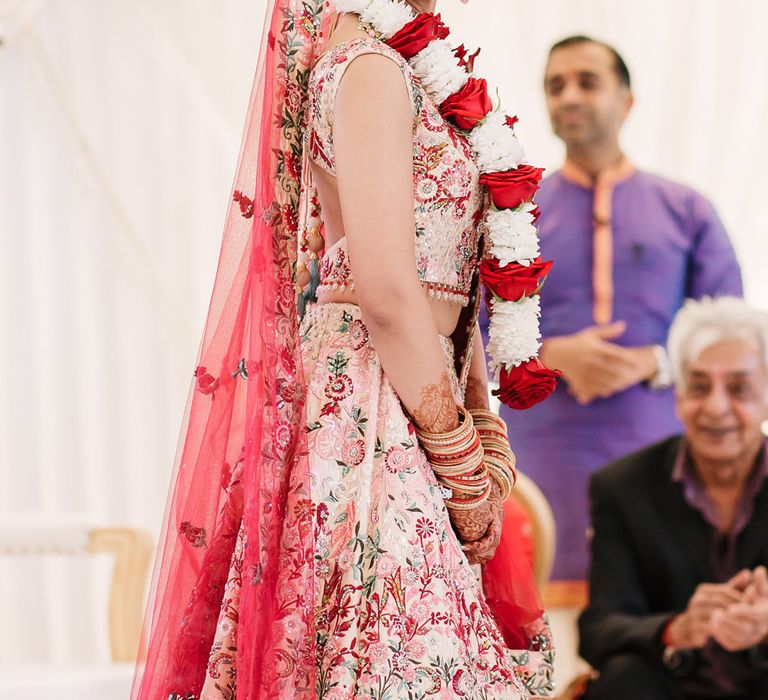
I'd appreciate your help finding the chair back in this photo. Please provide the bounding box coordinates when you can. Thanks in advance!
[0,513,153,662]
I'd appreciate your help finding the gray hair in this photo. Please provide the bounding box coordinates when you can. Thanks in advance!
[667,296,768,386]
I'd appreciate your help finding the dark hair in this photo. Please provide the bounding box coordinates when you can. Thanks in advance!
[549,35,631,88]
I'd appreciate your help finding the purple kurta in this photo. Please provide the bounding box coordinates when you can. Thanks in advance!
[486,169,743,580]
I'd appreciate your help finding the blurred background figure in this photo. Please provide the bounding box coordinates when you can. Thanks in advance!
[579,296,768,700]
[494,35,743,582]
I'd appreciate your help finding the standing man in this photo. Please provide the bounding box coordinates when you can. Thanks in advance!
[496,36,743,581]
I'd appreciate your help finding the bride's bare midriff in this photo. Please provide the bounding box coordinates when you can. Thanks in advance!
[318,287,463,337]
[312,164,463,337]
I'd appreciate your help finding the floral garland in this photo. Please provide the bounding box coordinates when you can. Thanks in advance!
[331,0,560,409]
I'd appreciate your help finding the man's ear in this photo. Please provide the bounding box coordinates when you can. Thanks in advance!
[620,89,634,123]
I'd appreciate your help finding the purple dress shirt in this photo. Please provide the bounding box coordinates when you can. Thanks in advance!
[484,169,743,580]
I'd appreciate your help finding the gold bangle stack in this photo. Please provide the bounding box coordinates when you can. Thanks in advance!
[416,406,492,511]
[469,408,517,500]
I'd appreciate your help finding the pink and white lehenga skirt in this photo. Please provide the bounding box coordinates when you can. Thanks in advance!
[198,302,553,699]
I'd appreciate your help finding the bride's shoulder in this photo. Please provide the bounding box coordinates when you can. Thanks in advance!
[311,36,418,114]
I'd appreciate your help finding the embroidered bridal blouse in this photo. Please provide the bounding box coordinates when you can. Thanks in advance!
[307,37,486,307]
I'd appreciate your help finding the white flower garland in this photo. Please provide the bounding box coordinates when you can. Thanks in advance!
[486,203,540,267]
[486,296,542,374]
[331,0,545,377]
[358,0,413,36]
[467,112,526,173]
[409,39,469,104]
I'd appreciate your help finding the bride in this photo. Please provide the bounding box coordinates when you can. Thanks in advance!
[131,1,555,698]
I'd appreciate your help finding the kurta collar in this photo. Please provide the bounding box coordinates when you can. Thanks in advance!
[560,154,636,190]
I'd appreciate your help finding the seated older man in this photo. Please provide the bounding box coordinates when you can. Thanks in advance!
[579,296,768,700]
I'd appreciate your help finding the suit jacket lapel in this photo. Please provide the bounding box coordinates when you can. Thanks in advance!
[651,443,712,581]
[738,482,768,567]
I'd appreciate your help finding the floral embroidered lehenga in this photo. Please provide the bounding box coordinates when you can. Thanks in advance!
[131,3,553,700]
[201,38,552,698]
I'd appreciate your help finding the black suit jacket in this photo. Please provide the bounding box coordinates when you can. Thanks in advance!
[578,435,768,668]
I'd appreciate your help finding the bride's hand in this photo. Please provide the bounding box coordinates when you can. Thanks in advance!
[451,499,495,544]
[455,482,504,564]
[461,514,501,564]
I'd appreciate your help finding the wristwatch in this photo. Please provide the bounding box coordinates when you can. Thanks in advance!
[647,344,674,390]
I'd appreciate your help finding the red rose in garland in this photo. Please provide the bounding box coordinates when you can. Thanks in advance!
[493,358,561,410]
[480,257,553,302]
[386,13,450,61]
[480,165,545,210]
[439,77,492,131]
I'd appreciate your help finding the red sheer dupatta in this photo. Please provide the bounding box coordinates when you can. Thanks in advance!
[483,509,546,650]
[130,2,334,698]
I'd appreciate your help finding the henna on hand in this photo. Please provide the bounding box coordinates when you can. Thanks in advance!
[461,503,503,564]
[462,515,501,564]
[456,481,504,564]
[412,371,459,433]
[450,500,496,543]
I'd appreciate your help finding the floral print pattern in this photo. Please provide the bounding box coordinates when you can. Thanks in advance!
[308,38,485,307]
[200,304,554,699]
[319,240,354,291]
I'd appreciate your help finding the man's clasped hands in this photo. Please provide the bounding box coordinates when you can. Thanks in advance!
[665,566,768,651]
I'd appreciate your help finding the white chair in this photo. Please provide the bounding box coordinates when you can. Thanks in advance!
[0,514,153,699]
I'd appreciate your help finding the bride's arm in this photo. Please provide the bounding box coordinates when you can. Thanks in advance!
[334,54,459,433]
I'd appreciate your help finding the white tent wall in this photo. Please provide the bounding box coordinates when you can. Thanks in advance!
[0,0,269,665]
[1,0,766,673]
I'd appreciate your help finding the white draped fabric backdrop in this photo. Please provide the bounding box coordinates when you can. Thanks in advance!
[1,0,767,676]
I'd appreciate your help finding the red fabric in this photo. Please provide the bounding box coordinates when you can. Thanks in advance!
[483,496,543,649]
[130,1,335,697]
[502,496,535,571]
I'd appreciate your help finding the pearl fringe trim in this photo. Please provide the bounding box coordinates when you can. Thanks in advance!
[317,279,470,306]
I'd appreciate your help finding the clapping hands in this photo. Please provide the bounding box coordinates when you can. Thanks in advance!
[667,567,768,651]
[710,566,768,652]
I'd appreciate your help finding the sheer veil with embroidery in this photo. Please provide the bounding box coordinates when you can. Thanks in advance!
[130,1,333,696]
